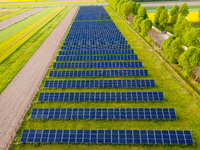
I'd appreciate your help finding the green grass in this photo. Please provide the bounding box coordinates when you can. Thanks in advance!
[0,7,54,42]
[0,7,72,94]
[10,5,200,150]
[145,5,200,13]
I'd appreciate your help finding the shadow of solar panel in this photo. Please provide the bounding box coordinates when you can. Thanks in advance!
[31,108,176,119]
[59,50,134,56]
[53,62,143,69]
[49,70,148,77]
[56,55,138,61]
[44,80,155,88]
[21,129,193,144]
[61,45,131,50]
[38,92,164,101]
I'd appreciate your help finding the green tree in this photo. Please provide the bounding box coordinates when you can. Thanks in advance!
[154,6,166,25]
[159,9,169,29]
[137,5,148,19]
[179,46,200,77]
[134,17,144,32]
[141,18,152,36]
[121,1,136,19]
[174,16,192,37]
[162,35,176,54]
[133,3,141,15]
[180,2,189,17]
[170,4,179,26]
[117,0,129,15]
[183,28,200,47]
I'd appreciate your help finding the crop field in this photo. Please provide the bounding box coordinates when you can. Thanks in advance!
[0,8,31,21]
[9,5,200,150]
[148,11,200,23]
[0,6,72,94]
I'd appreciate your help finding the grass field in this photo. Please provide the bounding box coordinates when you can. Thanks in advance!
[148,11,200,23]
[0,6,72,94]
[0,8,31,22]
[10,5,200,150]
[145,5,200,13]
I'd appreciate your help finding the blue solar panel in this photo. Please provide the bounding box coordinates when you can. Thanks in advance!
[61,45,131,50]
[44,80,156,88]
[20,129,193,144]
[53,62,143,68]
[49,70,148,77]
[56,55,138,61]
[38,92,164,101]
[31,108,176,119]
[59,50,134,55]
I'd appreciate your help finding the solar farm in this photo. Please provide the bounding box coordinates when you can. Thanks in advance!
[7,4,200,150]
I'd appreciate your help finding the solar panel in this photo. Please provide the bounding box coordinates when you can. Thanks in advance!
[61,45,131,50]
[59,50,134,56]
[49,70,148,77]
[38,92,164,101]
[44,80,155,88]
[31,108,176,119]
[53,62,143,69]
[56,55,138,61]
[20,129,193,144]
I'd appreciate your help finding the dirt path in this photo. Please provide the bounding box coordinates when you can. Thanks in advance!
[0,6,78,150]
[0,8,44,30]
[142,1,200,7]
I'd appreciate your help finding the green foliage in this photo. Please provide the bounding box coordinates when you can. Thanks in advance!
[162,35,176,54]
[183,28,200,47]
[133,3,141,15]
[121,1,135,19]
[173,16,192,37]
[179,46,200,77]
[169,4,179,25]
[117,0,129,15]
[134,17,144,32]
[199,9,200,23]
[141,18,152,36]
[137,5,148,19]
[180,2,189,17]
[154,5,166,24]
[159,9,169,29]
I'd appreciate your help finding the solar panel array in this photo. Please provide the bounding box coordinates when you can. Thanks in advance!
[21,6,194,146]
[49,70,148,77]
[38,92,164,102]
[53,62,143,69]
[59,49,134,56]
[21,129,193,144]
[44,80,155,88]
[31,108,176,119]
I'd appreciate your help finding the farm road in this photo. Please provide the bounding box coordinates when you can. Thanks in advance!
[0,8,44,30]
[0,6,78,150]
[142,1,200,7]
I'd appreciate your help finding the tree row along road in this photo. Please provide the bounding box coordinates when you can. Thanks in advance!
[0,6,78,150]
[142,1,200,7]
[0,8,44,30]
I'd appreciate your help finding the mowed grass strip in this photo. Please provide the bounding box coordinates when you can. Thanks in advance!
[0,6,72,94]
[0,8,20,17]
[0,7,54,42]
[0,8,31,22]
[0,7,64,64]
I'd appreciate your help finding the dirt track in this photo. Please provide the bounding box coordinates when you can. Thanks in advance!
[0,6,78,150]
[0,8,43,30]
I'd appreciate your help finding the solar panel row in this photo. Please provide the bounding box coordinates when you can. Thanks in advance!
[49,70,148,77]
[56,55,138,61]
[31,108,176,119]
[44,80,155,88]
[61,45,131,50]
[59,50,134,56]
[21,129,193,144]
[53,62,143,69]
[38,92,164,101]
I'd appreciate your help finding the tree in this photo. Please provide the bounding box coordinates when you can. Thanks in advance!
[162,35,176,53]
[117,0,129,15]
[154,6,166,25]
[133,3,141,15]
[137,5,148,19]
[180,2,189,17]
[174,16,192,37]
[159,9,169,29]
[170,4,179,26]
[141,18,152,36]
[183,28,200,47]
[134,17,144,32]
[179,46,200,77]
[121,1,136,19]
